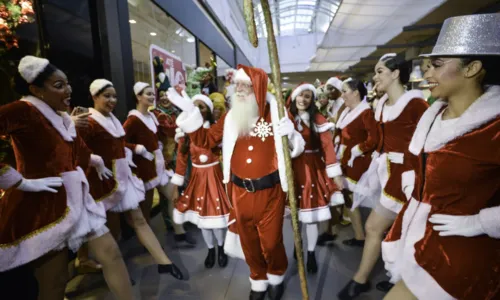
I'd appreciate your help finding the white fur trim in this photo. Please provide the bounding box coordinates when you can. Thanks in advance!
[291,84,317,101]
[192,94,214,112]
[298,205,332,223]
[409,85,500,155]
[374,90,424,122]
[314,122,335,133]
[249,278,268,292]
[330,192,345,206]
[337,100,371,129]
[133,82,150,95]
[401,170,415,201]
[170,173,185,186]
[376,154,404,214]
[88,109,125,138]
[288,130,306,159]
[175,108,204,134]
[330,98,344,119]
[21,96,76,142]
[173,209,229,229]
[0,165,22,189]
[326,163,342,178]
[479,206,500,239]
[326,77,342,91]
[127,109,159,133]
[96,158,130,211]
[174,131,185,143]
[267,273,285,286]
[224,230,246,260]
[143,148,169,190]
[18,55,49,84]
[109,164,145,212]
[89,79,113,96]
[352,157,382,209]
[234,68,252,83]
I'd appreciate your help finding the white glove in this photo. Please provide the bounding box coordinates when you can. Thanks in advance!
[166,87,195,112]
[135,145,154,161]
[17,177,63,193]
[347,145,363,167]
[388,152,404,164]
[158,141,164,151]
[275,117,294,138]
[429,214,484,237]
[90,154,113,181]
[124,147,137,168]
[371,151,380,160]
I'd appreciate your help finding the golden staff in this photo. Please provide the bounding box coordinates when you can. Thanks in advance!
[244,0,309,298]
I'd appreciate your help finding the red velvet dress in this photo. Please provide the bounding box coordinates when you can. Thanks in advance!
[172,123,230,229]
[382,88,500,300]
[290,113,342,223]
[78,108,145,212]
[0,96,107,272]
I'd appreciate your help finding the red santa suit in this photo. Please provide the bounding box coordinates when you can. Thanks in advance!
[123,110,169,190]
[172,121,230,228]
[382,86,500,300]
[78,108,145,212]
[0,96,107,272]
[336,100,379,193]
[172,65,305,292]
[353,91,428,213]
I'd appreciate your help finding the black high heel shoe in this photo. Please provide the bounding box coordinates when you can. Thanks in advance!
[158,263,184,280]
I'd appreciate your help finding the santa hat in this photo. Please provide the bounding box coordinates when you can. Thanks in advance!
[134,82,150,96]
[192,94,214,112]
[290,83,317,101]
[90,79,113,96]
[18,55,50,84]
[234,64,269,118]
[325,77,343,92]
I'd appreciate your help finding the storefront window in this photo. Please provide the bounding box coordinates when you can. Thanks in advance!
[128,0,196,97]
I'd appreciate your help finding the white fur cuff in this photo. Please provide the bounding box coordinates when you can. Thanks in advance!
[401,170,416,201]
[174,131,185,143]
[267,273,285,285]
[326,163,342,178]
[288,130,306,158]
[351,144,362,157]
[175,108,204,134]
[170,173,184,186]
[479,206,500,239]
[0,165,23,189]
[249,278,268,292]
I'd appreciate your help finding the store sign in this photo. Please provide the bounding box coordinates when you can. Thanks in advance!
[149,44,186,93]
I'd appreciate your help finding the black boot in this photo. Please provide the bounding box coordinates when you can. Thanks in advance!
[268,283,284,300]
[337,280,371,300]
[218,245,228,267]
[306,251,317,274]
[249,290,266,300]
[204,248,216,268]
[158,263,184,280]
[376,280,394,292]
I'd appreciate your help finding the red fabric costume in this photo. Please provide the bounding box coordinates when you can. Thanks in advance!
[0,97,107,272]
[175,65,305,292]
[172,122,230,229]
[382,86,500,300]
[78,108,145,212]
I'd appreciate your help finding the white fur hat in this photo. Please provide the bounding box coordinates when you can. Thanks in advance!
[291,83,317,101]
[133,82,150,95]
[192,94,214,112]
[325,77,342,92]
[234,68,252,84]
[90,79,113,96]
[18,55,50,84]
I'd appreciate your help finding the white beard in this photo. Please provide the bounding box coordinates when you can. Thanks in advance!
[231,92,259,136]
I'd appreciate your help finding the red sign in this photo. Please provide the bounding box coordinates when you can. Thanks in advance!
[149,44,187,94]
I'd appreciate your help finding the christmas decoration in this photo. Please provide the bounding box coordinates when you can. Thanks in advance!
[0,0,34,53]
[250,118,273,142]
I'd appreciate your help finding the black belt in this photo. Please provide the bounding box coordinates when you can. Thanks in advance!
[231,171,280,193]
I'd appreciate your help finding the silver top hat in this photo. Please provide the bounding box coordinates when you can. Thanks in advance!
[422,13,500,57]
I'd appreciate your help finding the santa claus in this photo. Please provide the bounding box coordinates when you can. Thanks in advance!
[167,65,305,300]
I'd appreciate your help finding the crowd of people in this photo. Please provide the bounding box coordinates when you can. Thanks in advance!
[0,13,498,300]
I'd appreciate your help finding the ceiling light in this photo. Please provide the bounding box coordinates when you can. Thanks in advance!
[186,37,195,43]
[150,32,157,36]
[172,50,175,53]
[283,76,289,80]
[129,19,136,24]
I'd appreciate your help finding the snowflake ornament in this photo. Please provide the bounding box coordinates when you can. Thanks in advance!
[250,118,273,142]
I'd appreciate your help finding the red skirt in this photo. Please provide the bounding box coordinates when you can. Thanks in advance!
[289,151,341,223]
[173,162,230,229]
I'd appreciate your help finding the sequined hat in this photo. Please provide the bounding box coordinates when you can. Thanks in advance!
[422,13,500,57]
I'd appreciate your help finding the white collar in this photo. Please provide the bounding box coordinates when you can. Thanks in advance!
[337,100,371,129]
[409,85,500,155]
[21,95,76,142]
[89,108,125,138]
[375,90,424,122]
[203,121,210,129]
[128,109,159,133]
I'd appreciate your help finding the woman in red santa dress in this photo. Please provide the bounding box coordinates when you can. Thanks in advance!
[339,55,428,299]
[0,56,134,300]
[77,78,184,279]
[287,83,344,274]
[123,82,171,224]
[382,14,500,300]
[171,94,231,269]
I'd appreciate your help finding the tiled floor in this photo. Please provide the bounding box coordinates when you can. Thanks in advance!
[66,208,388,300]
